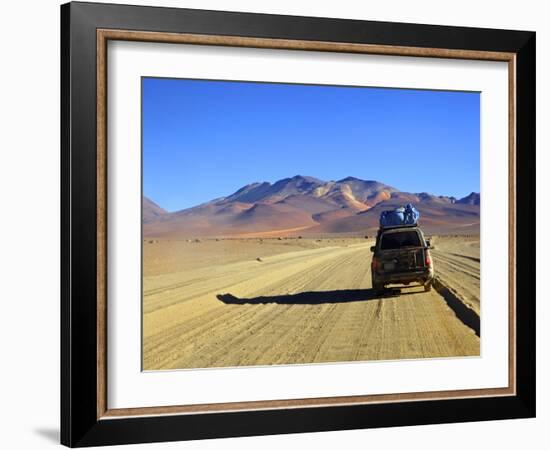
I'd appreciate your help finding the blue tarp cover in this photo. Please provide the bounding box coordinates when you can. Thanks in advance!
[379,204,420,228]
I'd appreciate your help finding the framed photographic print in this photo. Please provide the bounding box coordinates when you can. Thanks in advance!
[61,1,536,447]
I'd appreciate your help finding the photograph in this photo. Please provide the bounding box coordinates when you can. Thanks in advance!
[141,77,481,371]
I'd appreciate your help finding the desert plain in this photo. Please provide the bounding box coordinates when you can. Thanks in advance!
[142,234,480,370]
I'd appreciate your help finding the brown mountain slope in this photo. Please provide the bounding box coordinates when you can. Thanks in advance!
[456,192,481,205]
[305,195,479,236]
[143,197,167,223]
[143,177,479,238]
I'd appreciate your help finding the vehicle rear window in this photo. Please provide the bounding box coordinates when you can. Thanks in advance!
[380,231,421,250]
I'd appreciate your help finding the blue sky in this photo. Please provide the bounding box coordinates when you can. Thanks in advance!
[143,77,479,212]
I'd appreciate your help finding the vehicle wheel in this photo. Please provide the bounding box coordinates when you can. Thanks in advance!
[424,280,432,292]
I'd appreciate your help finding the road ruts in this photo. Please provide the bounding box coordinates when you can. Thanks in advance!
[143,243,480,370]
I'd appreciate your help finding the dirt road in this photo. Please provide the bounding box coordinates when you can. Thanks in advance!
[143,241,480,370]
[431,236,480,315]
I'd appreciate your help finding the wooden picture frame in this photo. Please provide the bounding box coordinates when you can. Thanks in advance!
[61,1,535,447]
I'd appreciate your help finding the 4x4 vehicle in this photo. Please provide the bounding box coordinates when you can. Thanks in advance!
[370,226,434,293]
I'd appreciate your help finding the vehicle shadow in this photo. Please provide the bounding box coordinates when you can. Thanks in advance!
[217,287,420,305]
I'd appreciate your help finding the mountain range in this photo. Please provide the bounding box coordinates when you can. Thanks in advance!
[143,175,480,238]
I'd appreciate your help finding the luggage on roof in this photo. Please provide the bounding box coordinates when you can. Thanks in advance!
[379,203,420,229]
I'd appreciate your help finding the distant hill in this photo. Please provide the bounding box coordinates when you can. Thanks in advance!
[143,175,479,237]
[142,197,167,223]
[456,192,480,205]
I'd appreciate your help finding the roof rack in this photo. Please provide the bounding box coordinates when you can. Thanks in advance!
[379,223,419,230]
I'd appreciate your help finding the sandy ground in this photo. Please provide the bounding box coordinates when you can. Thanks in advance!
[430,235,480,315]
[143,236,480,370]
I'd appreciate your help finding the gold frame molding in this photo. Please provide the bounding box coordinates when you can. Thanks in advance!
[96,29,516,420]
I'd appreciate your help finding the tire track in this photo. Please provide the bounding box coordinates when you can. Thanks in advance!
[143,242,480,370]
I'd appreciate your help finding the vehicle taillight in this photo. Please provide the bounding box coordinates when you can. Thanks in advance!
[425,252,432,267]
[372,256,379,272]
